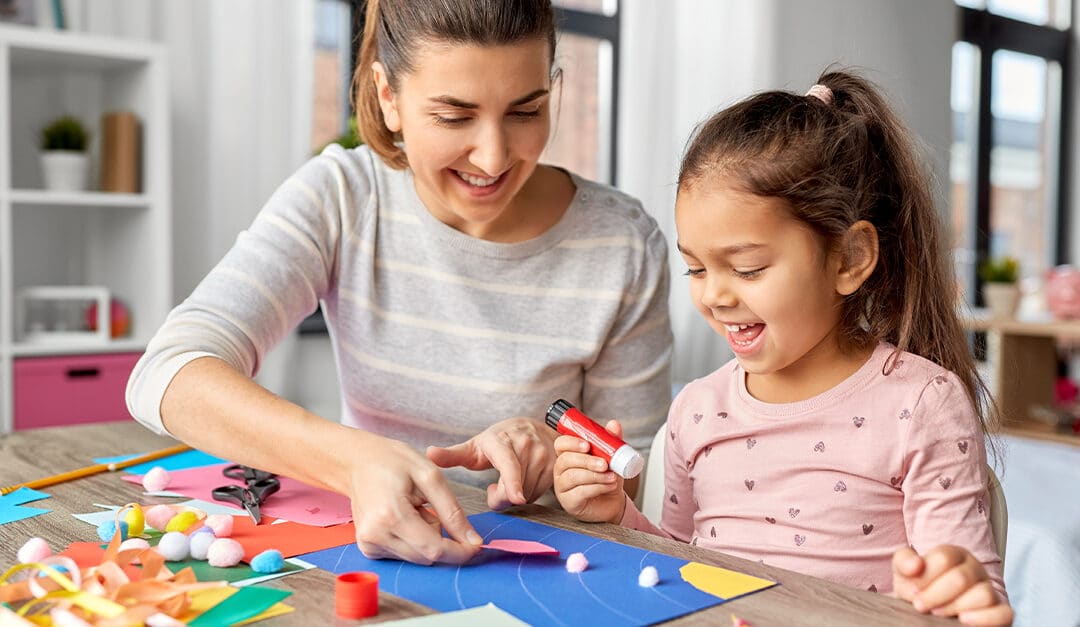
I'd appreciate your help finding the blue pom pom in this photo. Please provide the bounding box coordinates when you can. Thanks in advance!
[250,549,284,574]
[192,525,215,535]
[97,519,129,542]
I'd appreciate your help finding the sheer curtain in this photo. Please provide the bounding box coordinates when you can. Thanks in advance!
[618,0,952,386]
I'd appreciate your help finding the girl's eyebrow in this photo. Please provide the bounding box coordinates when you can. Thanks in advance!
[428,89,549,109]
[677,241,765,256]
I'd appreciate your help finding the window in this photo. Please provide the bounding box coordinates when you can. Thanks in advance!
[310,0,354,154]
[950,3,1071,304]
[545,1,620,184]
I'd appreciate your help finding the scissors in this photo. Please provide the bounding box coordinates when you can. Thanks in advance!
[212,464,280,525]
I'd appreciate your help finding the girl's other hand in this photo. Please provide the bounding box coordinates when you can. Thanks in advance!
[891,545,1013,626]
[553,419,627,524]
[350,436,483,565]
[426,417,557,510]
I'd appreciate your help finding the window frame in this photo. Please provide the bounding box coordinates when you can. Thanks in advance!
[957,6,1072,304]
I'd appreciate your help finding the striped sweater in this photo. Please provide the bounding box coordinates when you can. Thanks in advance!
[127,145,674,487]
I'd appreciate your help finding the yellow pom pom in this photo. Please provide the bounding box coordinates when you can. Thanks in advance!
[123,504,145,536]
[165,510,199,533]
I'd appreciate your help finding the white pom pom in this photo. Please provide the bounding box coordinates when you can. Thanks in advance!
[156,531,190,562]
[189,531,216,560]
[204,514,234,538]
[206,538,244,567]
[119,537,151,552]
[638,565,659,587]
[17,537,51,563]
[565,552,589,573]
[142,466,171,492]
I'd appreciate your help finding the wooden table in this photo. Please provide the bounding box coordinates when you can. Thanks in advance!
[0,422,953,625]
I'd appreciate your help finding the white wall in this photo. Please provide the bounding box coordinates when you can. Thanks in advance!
[619,0,955,385]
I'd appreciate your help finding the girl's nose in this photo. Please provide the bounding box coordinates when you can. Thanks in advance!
[468,122,510,177]
[700,276,737,311]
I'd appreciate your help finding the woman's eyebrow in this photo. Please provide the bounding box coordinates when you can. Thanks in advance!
[427,89,549,109]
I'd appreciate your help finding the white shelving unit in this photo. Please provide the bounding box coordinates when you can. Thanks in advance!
[0,25,171,432]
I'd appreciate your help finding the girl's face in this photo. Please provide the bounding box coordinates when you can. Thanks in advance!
[374,39,552,240]
[675,181,853,396]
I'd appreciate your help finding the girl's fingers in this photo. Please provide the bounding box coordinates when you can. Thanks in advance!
[555,467,617,493]
[930,581,1000,617]
[554,450,609,475]
[560,481,623,504]
[554,434,590,454]
[914,563,982,613]
[958,603,1015,627]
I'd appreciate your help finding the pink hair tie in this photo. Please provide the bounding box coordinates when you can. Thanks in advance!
[805,84,834,106]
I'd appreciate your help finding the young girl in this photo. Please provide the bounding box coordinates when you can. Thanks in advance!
[128,0,672,566]
[554,71,1013,626]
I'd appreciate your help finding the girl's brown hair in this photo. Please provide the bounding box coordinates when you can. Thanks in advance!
[678,70,1000,443]
[354,0,557,169]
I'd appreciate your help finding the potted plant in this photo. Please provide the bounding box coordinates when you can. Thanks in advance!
[40,115,90,191]
[980,256,1020,319]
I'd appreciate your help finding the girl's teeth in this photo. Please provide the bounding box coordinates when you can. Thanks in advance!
[456,170,500,187]
[724,323,756,332]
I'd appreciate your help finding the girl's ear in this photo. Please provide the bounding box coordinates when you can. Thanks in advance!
[835,220,879,296]
[372,62,402,133]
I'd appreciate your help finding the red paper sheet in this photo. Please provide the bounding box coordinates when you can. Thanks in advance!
[227,516,356,563]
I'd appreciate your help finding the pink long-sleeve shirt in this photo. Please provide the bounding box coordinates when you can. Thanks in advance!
[622,342,1005,595]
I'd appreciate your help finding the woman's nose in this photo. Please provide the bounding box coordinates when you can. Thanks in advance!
[468,122,510,176]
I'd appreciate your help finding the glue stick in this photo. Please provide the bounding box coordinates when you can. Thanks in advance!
[545,399,644,479]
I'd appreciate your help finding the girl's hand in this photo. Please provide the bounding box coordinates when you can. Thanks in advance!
[349,435,483,565]
[426,417,558,510]
[892,545,1013,626]
[553,419,627,524]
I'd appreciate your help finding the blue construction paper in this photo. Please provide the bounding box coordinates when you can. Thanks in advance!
[300,512,738,627]
[93,450,225,474]
[0,488,51,525]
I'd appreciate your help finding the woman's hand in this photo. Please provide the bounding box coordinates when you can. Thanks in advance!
[426,417,557,510]
[553,419,627,524]
[349,435,483,565]
[892,545,1013,626]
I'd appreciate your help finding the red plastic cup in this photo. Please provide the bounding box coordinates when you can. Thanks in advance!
[335,571,379,619]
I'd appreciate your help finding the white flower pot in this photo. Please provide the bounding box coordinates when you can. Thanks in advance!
[983,282,1020,319]
[40,151,90,192]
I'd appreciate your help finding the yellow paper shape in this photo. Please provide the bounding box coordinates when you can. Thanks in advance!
[679,562,776,599]
[178,587,292,625]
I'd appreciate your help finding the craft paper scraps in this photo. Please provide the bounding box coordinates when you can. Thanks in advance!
[226,515,355,562]
[123,463,352,526]
[680,562,777,600]
[300,511,776,627]
[482,539,559,556]
[383,603,531,626]
[93,450,226,474]
[0,487,51,526]
[186,585,292,627]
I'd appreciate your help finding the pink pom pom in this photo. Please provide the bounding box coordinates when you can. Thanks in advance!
[206,538,244,568]
[17,537,51,564]
[204,514,234,538]
[142,466,171,492]
[145,504,175,531]
[566,552,588,573]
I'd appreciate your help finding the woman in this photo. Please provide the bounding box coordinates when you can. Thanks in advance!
[127,0,672,565]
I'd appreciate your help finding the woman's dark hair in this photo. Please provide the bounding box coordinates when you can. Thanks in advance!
[354,0,557,169]
[678,69,1001,445]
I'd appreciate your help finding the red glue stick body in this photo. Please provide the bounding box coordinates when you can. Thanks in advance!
[545,399,644,479]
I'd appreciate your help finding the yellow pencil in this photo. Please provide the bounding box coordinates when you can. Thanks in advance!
[0,443,192,496]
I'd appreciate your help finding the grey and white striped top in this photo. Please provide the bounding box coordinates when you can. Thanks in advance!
[127,144,673,487]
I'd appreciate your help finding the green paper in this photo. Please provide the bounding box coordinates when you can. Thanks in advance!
[165,557,303,583]
[188,586,291,627]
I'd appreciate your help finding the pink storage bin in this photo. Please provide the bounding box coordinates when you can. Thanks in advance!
[14,352,142,429]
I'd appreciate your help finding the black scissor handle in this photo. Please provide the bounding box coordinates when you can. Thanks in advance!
[249,478,280,503]
[222,464,277,483]
[212,484,251,505]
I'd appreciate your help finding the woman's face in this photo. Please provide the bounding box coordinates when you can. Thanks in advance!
[374,39,553,239]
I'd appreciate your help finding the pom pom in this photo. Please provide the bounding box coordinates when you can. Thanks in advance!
[97,520,129,542]
[142,466,171,492]
[638,565,659,587]
[204,514,234,538]
[119,537,151,552]
[122,504,145,536]
[145,504,175,531]
[565,552,589,573]
[206,538,244,568]
[165,511,199,533]
[156,532,190,562]
[189,531,216,561]
[17,537,51,564]
[250,549,284,574]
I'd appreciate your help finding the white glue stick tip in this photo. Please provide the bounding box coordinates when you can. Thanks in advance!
[610,445,644,479]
